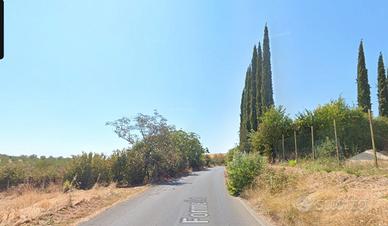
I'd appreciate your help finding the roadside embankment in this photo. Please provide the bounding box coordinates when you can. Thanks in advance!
[0,184,147,226]
[242,164,388,226]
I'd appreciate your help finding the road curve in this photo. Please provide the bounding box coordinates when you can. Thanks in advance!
[80,167,268,226]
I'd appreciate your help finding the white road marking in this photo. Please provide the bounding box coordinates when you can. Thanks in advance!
[181,197,209,224]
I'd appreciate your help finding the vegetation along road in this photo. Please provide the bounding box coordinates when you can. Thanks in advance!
[80,167,269,226]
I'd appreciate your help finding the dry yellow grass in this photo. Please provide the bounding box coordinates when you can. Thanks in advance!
[0,184,147,226]
[243,165,388,226]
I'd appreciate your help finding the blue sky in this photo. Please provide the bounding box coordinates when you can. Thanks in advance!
[1,0,387,156]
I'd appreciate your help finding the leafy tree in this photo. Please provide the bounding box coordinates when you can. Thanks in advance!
[261,25,274,110]
[250,106,292,157]
[107,111,206,182]
[377,53,388,116]
[357,40,371,112]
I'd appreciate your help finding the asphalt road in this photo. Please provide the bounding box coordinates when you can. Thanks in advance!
[80,167,268,226]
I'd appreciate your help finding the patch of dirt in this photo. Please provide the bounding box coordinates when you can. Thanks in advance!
[0,184,147,226]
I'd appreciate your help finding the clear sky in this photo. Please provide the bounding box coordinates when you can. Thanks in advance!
[1,0,387,157]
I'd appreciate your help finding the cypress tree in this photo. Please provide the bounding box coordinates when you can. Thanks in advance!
[377,53,388,116]
[239,67,252,152]
[357,40,371,112]
[250,46,258,131]
[256,42,263,121]
[261,24,274,110]
[245,66,253,132]
[239,89,249,152]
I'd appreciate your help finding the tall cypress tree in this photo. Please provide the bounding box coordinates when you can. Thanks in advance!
[250,46,258,131]
[256,42,263,121]
[261,24,274,110]
[377,53,388,116]
[239,89,249,152]
[240,67,253,152]
[357,40,371,112]
[245,66,252,132]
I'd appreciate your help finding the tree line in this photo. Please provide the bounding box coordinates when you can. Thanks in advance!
[240,24,274,153]
[1,111,208,191]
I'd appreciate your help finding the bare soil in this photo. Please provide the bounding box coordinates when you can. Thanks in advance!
[0,184,147,226]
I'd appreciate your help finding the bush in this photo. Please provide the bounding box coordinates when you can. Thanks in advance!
[288,160,297,167]
[315,138,337,158]
[226,152,265,196]
[64,153,112,189]
[250,106,292,158]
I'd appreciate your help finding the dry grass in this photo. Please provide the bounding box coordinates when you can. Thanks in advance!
[0,184,147,226]
[243,165,388,226]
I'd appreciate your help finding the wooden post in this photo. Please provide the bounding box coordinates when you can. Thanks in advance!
[333,119,340,165]
[311,126,315,160]
[368,109,378,168]
[282,134,285,161]
[294,130,298,162]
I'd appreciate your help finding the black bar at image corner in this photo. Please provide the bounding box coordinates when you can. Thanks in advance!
[0,0,3,59]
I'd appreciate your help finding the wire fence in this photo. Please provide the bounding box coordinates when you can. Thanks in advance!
[274,110,387,167]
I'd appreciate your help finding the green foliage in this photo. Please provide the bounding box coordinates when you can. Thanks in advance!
[64,153,112,189]
[225,147,240,165]
[315,138,337,158]
[250,106,292,156]
[377,53,388,116]
[288,160,297,167]
[226,152,265,196]
[106,111,206,183]
[374,117,388,149]
[357,40,371,112]
[0,155,70,191]
[261,24,274,109]
[295,98,370,158]
[240,25,273,153]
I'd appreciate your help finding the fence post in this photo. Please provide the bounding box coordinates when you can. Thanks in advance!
[333,119,340,165]
[311,126,315,160]
[294,130,298,163]
[368,109,378,168]
[282,134,285,161]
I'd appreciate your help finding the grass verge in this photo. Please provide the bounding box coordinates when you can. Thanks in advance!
[242,164,388,226]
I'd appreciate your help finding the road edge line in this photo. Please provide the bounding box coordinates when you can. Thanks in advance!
[237,197,272,226]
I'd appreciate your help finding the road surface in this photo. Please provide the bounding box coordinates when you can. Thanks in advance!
[80,167,268,226]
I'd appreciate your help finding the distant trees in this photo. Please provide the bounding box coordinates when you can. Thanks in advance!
[239,25,274,152]
[357,41,371,112]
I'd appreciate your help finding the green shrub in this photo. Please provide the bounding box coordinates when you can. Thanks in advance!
[288,159,297,167]
[227,152,265,196]
[315,138,337,158]
[64,153,112,189]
